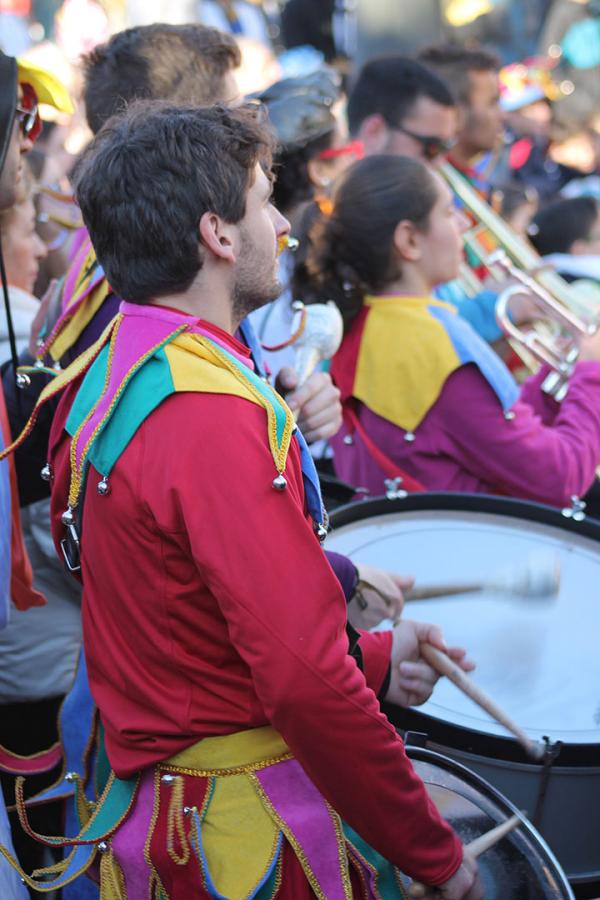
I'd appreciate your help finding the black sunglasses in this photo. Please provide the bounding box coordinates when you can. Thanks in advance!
[391,124,455,161]
[15,84,40,140]
[15,104,37,137]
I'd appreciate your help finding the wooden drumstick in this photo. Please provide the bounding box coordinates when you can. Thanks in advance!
[408,814,522,898]
[420,643,544,762]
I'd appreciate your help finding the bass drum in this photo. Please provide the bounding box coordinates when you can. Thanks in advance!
[403,742,573,898]
[325,493,600,891]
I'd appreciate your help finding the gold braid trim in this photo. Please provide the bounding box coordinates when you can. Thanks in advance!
[0,842,98,892]
[270,850,283,899]
[99,847,127,899]
[159,752,292,780]
[165,775,190,867]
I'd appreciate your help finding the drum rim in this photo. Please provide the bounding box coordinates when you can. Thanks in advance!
[328,491,600,538]
[388,703,600,766]
[405,742,575,897]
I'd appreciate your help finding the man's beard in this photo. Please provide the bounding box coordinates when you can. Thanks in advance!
[232,230,282,322]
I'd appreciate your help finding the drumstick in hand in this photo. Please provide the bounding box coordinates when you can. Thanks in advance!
[406,552,560,603]
[420,643,544,761]
[408,814,522,898]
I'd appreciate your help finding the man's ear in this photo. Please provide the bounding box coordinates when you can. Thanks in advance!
[393,220,421,262]
[358,114,390,155]
[199,212,237,263]
[307,157,332,189]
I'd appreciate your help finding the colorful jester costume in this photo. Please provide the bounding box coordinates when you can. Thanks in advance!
[330,293,600,506]
[0,301,463,896]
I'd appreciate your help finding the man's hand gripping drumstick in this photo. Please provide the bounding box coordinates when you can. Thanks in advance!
[408,815,521,898]
[419,643,544,761]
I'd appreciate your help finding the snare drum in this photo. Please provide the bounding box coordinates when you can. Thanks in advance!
[403,742,573,898]
[325,493,600,888]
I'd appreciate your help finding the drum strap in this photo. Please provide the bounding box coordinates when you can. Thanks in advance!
[343,403,426,493]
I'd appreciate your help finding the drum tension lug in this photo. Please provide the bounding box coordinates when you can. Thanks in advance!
[404,731,428,749]
[561,495,587,521]
[532,736,563,829]
[384,478,408,501]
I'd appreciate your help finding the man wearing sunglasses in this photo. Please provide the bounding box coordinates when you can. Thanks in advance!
[0,54,36,211]
[347,56,457,166]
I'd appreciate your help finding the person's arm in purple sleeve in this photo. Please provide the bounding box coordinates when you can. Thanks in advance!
[324,549,357,601]
[439,361,600,506]
[518,365,561,425]
[323,549,391,696]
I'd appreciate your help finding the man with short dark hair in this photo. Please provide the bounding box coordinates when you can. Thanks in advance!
[82,22,242,135]
[25,100,479,899]
[347,56,457,163]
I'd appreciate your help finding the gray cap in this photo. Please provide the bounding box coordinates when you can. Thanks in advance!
[256,68,341,152]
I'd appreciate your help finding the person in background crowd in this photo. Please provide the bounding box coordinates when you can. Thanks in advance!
[0,160,82,887]
[281,0,357,65]
[494,56,595,201]
[528,194,600,283]
[197,0,274,48]
[307,153,600,507]
[491,180,539,236]
[0,164,46,361]
[418,43,504,192]
[249,68,362,384]
[0,46,53,900]
[347,55,457,166]
[83,21,241,135]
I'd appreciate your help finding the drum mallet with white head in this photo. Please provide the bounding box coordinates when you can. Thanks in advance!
[419,643,544,762]
[408,814,522,898]
[405,552,560,603]
[292,300,344,390]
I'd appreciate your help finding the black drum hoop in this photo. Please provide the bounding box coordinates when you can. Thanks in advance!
[328,492,600,766]
[404,742,575,898]
[328,491,600,540]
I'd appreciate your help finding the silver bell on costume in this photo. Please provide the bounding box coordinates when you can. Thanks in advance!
[97,476,110,496]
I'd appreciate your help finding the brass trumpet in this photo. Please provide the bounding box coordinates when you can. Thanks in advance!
[491,249,597,401]
[440,162,600,400]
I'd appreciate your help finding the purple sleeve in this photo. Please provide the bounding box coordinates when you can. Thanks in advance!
[324,550,358,602]
[439,361,600,506]
[518,365,561,425]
